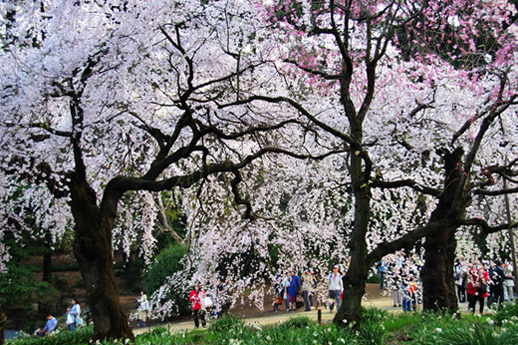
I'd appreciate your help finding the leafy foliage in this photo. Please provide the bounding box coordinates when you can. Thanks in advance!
[144,245,190,315]
[493,302,518,326]
[406,313,518,345]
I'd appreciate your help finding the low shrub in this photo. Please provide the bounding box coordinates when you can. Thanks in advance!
[406,313,518,345]
[144,245,191,315]
[493,302,518,326]
[5,326,93,345]
[209,314,245,333]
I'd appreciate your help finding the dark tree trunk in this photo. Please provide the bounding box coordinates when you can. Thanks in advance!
[69,176,134,342]
[420,148,465,313]
[0,306,5,345]
[42,233,52,281]
[421,226,458,312]
[334,136,371,330]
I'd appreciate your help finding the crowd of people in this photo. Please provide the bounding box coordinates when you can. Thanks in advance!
[137,252,517,330]
[454,258,515,314]
[377,253,516,315]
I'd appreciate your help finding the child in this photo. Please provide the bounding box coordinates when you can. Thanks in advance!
[273,294,283,312]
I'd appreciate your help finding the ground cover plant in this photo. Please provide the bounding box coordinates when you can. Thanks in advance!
[5,306,518,345]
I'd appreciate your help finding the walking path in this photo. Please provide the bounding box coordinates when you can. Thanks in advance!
[133,294,401,335]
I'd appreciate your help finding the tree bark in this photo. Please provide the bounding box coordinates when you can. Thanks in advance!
[334,131,371,330]
[0,306,5,345]
[42,233,52,282]
[69,176,134,342]
[421,226,458,312]
[420,148,465,313]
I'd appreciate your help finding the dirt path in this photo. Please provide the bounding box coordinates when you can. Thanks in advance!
[133,284,403,335]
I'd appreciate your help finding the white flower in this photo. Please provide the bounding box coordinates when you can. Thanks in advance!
[486,318,495,325]
[434,328,443,333]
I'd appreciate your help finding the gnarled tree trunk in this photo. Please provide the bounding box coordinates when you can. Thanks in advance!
[421,148,465,313]
[0,306,5,345]
[69,176,134,341]
[334,132,371,330]
[421,226,458,312]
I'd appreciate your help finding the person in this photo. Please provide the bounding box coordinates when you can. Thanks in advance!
[34,325,46,337]
[378,259,387,290]
[43,314,57,335]
[401,276,417,312]
[136,290,149,327]
[189,284,206,328]
[503,260,515,301]
[454,259,467,303]
[273,274,283,312]
[328,265,343,313]
[467,262,489,314]
[388,265,402,307]
[287,270,301,311]
[66,298,82,331]
[490,261,505,310]
[282,273,291,311]
[301,269,314,312]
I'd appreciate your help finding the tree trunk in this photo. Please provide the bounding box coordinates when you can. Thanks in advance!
[420,148,465,313]
[334,140,371,330]
[335,259,369,330]
[421,226,458,312]
[69,177,135,342]
[42,233,52,282]
[0,306,5,345]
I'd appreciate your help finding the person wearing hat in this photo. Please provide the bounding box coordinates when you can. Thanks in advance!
[328,265,343,313]
[302,268,315,311]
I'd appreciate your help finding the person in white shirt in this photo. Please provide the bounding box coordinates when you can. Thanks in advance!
[328,265,343,312]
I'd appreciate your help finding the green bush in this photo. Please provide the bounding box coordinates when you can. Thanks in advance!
[366,275,381,284]
[143,245,190,315]
[493,302,518,326]
[406,313,518,345]
[209,314,245,333]
[5,326,93,345]
[361,307,387,325]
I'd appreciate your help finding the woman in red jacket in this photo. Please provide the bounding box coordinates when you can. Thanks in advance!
[189,284,206,328]
[466,263,489,314]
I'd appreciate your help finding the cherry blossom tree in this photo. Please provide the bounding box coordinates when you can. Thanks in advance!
[240,0,518,328]
[0,0,305,340]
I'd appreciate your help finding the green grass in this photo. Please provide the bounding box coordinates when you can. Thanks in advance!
[7,306,518,345]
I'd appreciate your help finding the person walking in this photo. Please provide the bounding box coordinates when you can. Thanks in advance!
[189,284,206,328]
[136,290,150,327]
[282,273,291,311]
[328,265,343,313]
[66,298,82,331]
[491,261,505,310]
[503,260,515,301]
[467,262,489,315]
[378,259,387,290]
[287,270,301,311]
[302,269,314,311]
[454,259,467,303]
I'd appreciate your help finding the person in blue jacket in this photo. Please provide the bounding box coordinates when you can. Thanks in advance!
[287,270,301,311]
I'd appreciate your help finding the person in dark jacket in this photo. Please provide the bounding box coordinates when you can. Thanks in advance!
[287,270,301,311]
